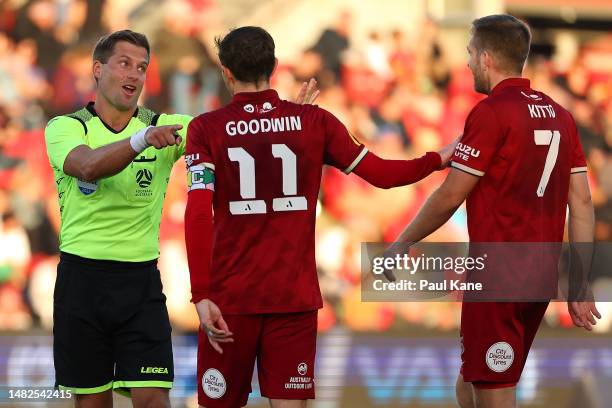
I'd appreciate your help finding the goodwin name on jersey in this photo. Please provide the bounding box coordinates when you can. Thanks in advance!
[225,116,302,136]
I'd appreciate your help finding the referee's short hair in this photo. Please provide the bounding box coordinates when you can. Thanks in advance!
[215,26,276,84]
[93,30,150,63]
[471,15,531,75]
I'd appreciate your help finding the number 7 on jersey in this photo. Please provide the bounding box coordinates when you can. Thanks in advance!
[534,129,560,197]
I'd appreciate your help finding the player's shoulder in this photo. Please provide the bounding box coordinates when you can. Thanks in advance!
[545,94,573,122]
[466,97,497,121]
[278,100,336,126]
[189,106,229,129]
[528,89,574,125]
[281,98,323,114]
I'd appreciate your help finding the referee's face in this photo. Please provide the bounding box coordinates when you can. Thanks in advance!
[96,41,149,112]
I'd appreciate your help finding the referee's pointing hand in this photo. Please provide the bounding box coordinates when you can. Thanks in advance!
[145,124,183,149]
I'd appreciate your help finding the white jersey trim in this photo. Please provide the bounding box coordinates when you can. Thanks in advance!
[570,166,587,174]
[343,147,369,174]
[451,162,485,177]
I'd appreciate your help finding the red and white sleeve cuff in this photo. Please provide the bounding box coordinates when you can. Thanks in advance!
[451,161,485,177]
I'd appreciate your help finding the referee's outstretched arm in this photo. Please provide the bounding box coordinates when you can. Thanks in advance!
[63,124,182,181]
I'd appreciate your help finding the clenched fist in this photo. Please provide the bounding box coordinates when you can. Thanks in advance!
[145,125,183,149]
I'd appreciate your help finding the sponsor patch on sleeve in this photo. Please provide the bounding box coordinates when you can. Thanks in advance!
[185,153,200,167]
[188,163,215,192]
[454,142,481,162]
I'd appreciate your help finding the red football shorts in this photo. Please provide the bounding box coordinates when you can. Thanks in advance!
[197,311,317,407]
[460,301,548,389]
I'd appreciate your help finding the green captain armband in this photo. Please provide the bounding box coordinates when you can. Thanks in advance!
[187,163,215,192]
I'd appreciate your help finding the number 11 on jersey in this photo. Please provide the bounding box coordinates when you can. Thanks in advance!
[228,144,307,215]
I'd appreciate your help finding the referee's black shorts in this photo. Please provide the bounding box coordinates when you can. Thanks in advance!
[53,252,173,396]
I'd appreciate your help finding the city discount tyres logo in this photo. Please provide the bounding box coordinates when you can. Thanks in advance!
[136,169,153,188]
[202,368,226,399]
[486,342,514,372]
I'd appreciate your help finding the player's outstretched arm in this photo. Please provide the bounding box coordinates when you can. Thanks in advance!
[567,172,601,330]
[383,169,478,281]
[395,168,477,242]
[351,151,440,189]
[63,125,182,181]
[352,137,459,189]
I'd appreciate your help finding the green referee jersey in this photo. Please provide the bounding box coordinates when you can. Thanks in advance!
[45,102,192,262]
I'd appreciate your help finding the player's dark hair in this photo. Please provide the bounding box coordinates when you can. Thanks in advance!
[93,30,150,63]
[471,14,531,74]
[215,26,276,84]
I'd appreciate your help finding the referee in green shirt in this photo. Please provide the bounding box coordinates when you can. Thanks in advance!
[45,30,189,408]
[45,29,317,407]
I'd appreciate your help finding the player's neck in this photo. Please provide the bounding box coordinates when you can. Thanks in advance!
[93,96,137,132]
[232,80,270,95]
[488,72,522,94]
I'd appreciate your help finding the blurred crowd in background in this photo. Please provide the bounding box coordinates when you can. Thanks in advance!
[0,0,611,333]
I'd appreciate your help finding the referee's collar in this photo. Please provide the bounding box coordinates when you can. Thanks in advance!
[491,78,530,96]
[86,102,140,134]
[86,101,140,119]
[231,89,280,104]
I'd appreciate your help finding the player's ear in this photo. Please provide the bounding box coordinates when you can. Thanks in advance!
[221,66,233,82]
[481,50,491,72]
[272,58,278,76]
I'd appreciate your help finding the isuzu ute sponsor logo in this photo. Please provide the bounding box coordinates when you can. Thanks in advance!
[454,143,481,161]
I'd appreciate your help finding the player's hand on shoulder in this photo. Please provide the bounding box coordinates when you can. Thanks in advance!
[294,78,320,105]
[195,299,234,353]
[438,134,461,169]
[568,300,601,331]
[145,124,183,149]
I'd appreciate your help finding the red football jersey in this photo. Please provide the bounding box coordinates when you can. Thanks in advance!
[451,78,587,242]
[186,90,367,314]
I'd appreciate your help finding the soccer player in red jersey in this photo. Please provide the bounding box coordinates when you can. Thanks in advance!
[184,26,456,407]
[389,15,601,408]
